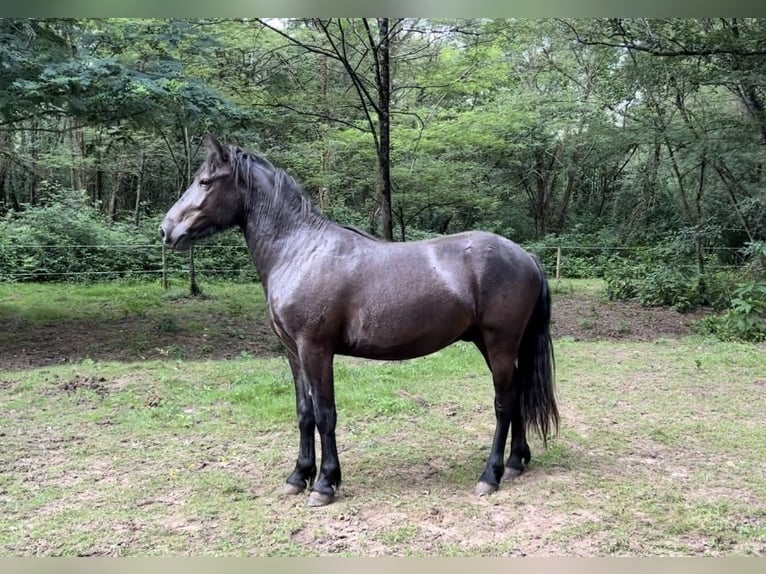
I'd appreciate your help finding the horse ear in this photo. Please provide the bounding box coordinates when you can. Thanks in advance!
[205,133,229,165]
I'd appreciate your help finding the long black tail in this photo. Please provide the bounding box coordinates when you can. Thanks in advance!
[517,257,559,447]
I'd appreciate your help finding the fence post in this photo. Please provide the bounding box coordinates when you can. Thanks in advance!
[555,246,561,280]
[161,244,168,289]
[189,244,201,296]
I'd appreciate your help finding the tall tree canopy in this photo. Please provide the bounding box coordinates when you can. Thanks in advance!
[1,17,764,249]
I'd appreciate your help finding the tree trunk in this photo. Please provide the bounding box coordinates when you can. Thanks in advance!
[107,169,123,223]
[26,126,38,205]
[554,160,577,233]
[726,19,766,145]
[0,129,9,211]
[256,17,399,239]
[377,18,393,241]
[713,162,755,242]
[695,157,707,299]
[65,118,87,192]
[184,126,192,187]
[134,149,146,226]
[319,54,331,211]
[664,139,694,225]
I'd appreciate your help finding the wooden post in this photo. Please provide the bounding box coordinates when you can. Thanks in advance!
[189,244,201,296]
[555,246,561,281]
[161,244,168,289]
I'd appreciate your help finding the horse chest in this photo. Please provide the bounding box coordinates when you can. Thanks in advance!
[267,293,334,341]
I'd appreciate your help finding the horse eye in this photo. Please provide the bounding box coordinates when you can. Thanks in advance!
[199,178,212,187]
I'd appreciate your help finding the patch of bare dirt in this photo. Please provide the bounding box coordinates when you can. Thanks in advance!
[551,292,713,341]
[0,292,714,371]
[0,312,281,371]
[60,375,109,397]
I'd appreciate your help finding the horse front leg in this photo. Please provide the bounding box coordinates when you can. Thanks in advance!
[300,346,340,507]
[284,353,317,495]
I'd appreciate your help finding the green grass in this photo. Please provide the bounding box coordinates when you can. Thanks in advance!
[0,279,268,324]
[1,279,765,556]
[549,277,605,297]
[2,340,765,556]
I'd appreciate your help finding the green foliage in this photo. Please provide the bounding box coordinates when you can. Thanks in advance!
[525,226,622,279]
[0,187,255,283]
[639,267,701,312]
[603,244,732,312]
[166,230,257,283]
[742,241,766,278]
[0,187,158,282]
[699,282,766,342]
[602,236,766,341]
[1,19,240,126]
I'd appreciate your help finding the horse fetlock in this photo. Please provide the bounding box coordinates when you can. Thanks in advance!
[295,460,317,484]
[503,449,529,481]
[522,446,532,464]
[478,464,503,489]
[507,443,531,468]
[285,464,316,493]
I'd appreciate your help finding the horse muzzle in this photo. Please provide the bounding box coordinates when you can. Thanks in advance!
[159,221,191,251]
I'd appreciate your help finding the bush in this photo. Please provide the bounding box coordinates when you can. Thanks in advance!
[0,187,256,283]
[742,240,766,278]
[603,246,733,312]
[699,282,766,342]
[525,227,621,279]
[0,188,158,282]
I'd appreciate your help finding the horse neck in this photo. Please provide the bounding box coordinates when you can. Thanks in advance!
[241,183,328,284]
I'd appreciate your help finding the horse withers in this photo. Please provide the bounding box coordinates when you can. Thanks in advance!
[160,134,559,506]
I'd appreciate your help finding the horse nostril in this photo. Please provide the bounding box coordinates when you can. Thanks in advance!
[159,225,166,241]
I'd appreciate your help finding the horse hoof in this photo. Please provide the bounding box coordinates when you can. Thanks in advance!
[475,481,498,496]
[307,491,334,507]
[282,483,305,496]
[502,466,523,481]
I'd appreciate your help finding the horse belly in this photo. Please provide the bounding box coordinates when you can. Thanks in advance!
[341,299,472,360]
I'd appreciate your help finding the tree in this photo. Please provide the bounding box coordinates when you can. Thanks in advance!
[253,19,397,239]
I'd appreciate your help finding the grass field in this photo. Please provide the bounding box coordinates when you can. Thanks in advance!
[1,280,765,556]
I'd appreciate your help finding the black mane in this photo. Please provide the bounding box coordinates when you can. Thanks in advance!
[225,144,324,223]
[224,144,379,240]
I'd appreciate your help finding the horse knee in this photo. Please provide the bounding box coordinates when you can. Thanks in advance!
[298,410,315,433]
[314,405,337,434]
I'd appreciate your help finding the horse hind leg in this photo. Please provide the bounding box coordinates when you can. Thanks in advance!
[475,335,518,496]
[503,368,531,481]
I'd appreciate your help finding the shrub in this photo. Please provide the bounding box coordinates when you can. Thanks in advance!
[525,226,621,279]
[699,282,766,342]
[603,246,733,312]
[0,187,255,283]
[0,188,160,282]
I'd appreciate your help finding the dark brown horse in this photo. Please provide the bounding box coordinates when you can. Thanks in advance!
[160,135,559,506]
